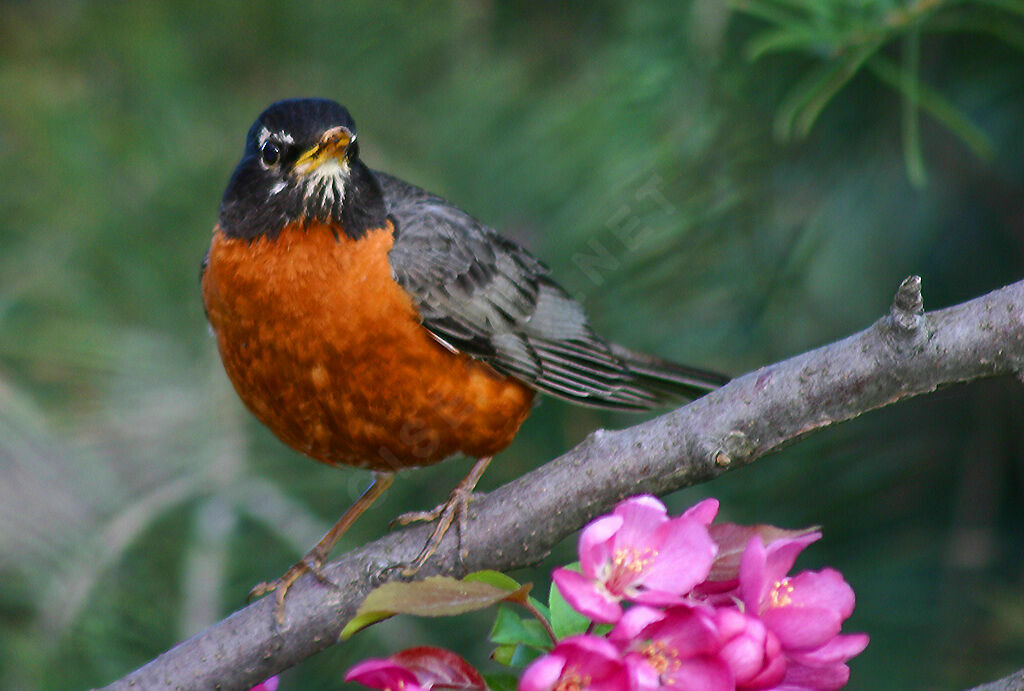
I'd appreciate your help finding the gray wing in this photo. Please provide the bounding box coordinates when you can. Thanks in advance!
[378,171,726,410]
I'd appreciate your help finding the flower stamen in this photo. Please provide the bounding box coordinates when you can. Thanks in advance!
[553,667,590,691]
[768,578,794,608]
[608,547,658,592]
[642,640,682,677]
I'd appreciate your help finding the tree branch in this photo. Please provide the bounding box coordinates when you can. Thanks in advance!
[967,668,1024,691]
[100,276,1024,691]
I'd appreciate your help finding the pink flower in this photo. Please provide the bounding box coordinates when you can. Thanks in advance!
[737,532,821,605]
[520,635,632,691]
[713,608,785,689]
[609,605,732,691]
[553,496,718,623]
[248,677,279,691]
[738,536,869,690]
[740,537,847,652]
[346,647,485,691]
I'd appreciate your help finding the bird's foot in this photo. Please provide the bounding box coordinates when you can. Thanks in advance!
[248,550,336,625]
[397,485,477,577]
[391,456,494,577]
[248,472,395,624]
[389,491,484,530]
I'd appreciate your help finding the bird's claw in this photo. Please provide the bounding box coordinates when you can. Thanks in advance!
[397,486,480,577]
[248,553,336,625]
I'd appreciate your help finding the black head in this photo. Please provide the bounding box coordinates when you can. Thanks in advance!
[218,98,387,241]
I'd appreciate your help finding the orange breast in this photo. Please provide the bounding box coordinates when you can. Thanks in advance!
[201,220,534,471]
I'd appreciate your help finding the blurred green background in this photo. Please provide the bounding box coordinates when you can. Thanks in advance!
[2,1,1023,689]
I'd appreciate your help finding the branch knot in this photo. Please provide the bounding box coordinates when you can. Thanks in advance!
[712,430,756,469]
[890,275,924,332]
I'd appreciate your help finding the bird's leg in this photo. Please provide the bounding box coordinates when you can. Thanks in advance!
[392,456,492,576]
[249,471,394,624]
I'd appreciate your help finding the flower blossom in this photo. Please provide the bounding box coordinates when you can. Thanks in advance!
[349,496,869,691]
[552,496,719,623]
[610,605,732,691]
[520,635,632,691]
[738,536,869,689]
[346,647,485,691]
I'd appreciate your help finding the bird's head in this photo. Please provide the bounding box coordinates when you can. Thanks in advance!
[218,98,386,241]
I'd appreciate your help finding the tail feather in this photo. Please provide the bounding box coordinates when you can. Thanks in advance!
[609,343,729,405]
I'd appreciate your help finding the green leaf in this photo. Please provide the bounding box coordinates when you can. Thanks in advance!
[490,642,544,669]
[490,644,518,667]
[463,570,523,591]
[489,605,553,649]
[746,26,830,60]
[508,644,544,668]
[484,673,519,691]
[901,28,927,188]
[867,54,994,161]
[340,575,531,640]
[464,570,548,615]
[774,40,883,141]
[340,609,395,641]
[548,571,591,639]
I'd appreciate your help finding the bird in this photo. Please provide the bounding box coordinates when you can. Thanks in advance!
[200,97,728,620]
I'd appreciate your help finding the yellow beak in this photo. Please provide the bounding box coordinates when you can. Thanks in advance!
[292,126,354,175]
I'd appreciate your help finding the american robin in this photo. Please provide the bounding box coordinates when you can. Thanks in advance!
[201,98,727,618]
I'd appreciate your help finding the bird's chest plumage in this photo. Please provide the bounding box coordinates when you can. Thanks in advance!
[201,221,533,471]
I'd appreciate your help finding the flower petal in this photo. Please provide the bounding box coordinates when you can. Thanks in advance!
[715,608,786,689]
[520,653,567,691]
[629,589,691,608]
[650,605,720,658]
[346,660,425,691]
[788,633,869,666]
[610,496,668,553]
[554,636,632,691]
[624,653,661,691]
[248,677,279,691]
[761,606,842,651]
[559,633,627,660]
[739,537,769,613]
[762,532,821,586]
[682,498,720,526]
[667,657,734,691]
[640,517,716,594]
[717,612,767,681]
[608,606,666,644]
[778,660,851,690]
[579,515,624,578]
[553,568,623,623]
[741,647,786,690]
[391,647,486,690]
[786,569,856,620]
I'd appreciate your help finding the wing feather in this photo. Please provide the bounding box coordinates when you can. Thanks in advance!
[378,171,725,410]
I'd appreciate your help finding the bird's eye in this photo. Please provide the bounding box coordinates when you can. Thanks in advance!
[260,141,281,167]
